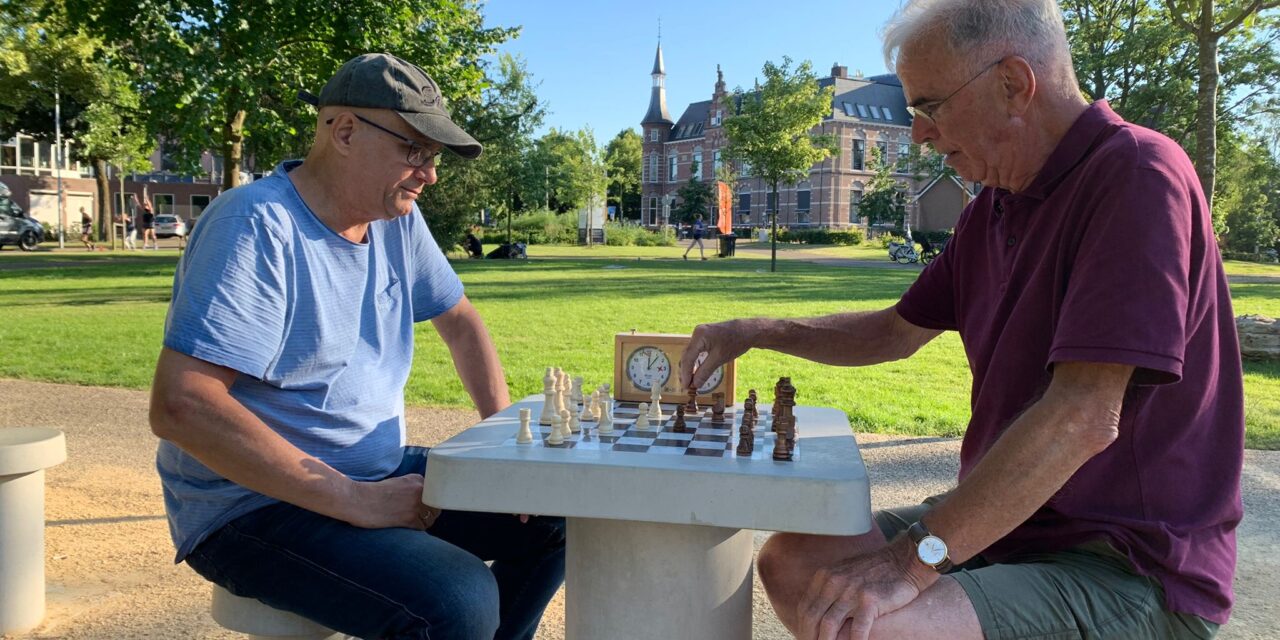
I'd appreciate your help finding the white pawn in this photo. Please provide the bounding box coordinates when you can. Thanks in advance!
[636,403,651,430]
[548,412,565,445]
[598,399,614,434]
[567,409,581,434]
[559,409,575,438]
[571,376,584,408]
[516,408,534,444]
[588,390,603,421]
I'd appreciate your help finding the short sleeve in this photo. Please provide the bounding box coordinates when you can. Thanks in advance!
[407,211,464,322]
[163,215,288,379]
[1049,164,1191,385]
[896,203,973,331]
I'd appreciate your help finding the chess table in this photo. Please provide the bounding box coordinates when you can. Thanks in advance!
[422,395,871,640]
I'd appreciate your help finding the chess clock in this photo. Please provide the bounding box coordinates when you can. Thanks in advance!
[613,332,736,404]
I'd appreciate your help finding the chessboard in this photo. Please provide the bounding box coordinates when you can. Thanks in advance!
[501,401,796,461]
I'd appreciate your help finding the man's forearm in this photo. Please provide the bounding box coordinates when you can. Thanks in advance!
[151,386,359,522]
[750,308,936,366]
[450,329,509,418]
[919,362,1131,565]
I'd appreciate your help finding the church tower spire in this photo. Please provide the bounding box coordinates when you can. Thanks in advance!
[641,42,674,126]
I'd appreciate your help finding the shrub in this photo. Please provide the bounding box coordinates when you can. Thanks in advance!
[776,228,864,245]
[876,234,907,249]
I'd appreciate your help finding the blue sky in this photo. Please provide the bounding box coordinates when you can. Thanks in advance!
[482,0,904,142]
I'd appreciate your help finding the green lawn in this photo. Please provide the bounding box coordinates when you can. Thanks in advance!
[2,247,1277,448]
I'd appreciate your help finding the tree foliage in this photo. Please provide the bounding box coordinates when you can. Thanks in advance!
[673,169,713,223]
[720,57,837,271]
[64,0,517,189]
[604,128,642,220]
[859,147,907,231]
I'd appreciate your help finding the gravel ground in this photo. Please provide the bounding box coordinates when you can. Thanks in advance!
[1,378,1275,639]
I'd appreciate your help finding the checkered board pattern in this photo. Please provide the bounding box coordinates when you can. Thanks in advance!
[504,401,796,461]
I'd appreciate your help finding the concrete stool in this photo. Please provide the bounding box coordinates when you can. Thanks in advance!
[210,584,344,639]
[0,427,67,634]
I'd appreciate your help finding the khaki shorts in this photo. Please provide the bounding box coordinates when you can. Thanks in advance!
[876,499,1219,640]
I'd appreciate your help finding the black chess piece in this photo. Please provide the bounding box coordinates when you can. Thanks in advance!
[673,405,687,433]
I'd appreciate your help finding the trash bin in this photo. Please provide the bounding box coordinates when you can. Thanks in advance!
[718,233,737,258]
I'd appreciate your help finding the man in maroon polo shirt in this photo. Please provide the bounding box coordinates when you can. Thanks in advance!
[677,1,1243,639]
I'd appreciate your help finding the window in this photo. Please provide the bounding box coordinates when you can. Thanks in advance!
[642,154,648,182]
[649,197,659,225]
[1,139,15,169]
[740,161,751,178]
[882,107,894,121]
[796,181,811,212]
[711,110,722,126]
[850,183,864,223]
[767,192,777,213]
[153,194,175,215]
[37,141,52,170]
[876,141,889,167]
[649,154,658,182]
[842,102,855,117]
[738,193,751,215]
[19,138,35,170]
[856,104,869,118]
[668,156,678,181]
[650,129,658,142]
[191,194,211,219]
[851,139,865,171]
[897,137,912,172]
[692,147,703,180]
[869,105,883,119]
[714,150,723,174]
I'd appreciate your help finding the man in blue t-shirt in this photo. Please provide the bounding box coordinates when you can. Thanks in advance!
[150,54,565,640]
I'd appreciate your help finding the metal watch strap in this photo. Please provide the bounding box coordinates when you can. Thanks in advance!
[907,521,954,573]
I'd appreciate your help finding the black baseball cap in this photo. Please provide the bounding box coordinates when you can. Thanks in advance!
[301,53,482,160]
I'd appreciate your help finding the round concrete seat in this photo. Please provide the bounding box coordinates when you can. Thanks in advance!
[0,427,67,634]
[210,584,344,639]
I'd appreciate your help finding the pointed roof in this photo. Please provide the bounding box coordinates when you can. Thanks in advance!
[651,43,666,75]
[642,43,674,126]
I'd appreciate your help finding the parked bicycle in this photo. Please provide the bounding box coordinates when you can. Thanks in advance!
[887,240,919,264]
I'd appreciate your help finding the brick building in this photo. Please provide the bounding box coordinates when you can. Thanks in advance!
[640,43,972,232]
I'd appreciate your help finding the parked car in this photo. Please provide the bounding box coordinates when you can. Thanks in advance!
[0,185,43,251]
[154,214,187,238]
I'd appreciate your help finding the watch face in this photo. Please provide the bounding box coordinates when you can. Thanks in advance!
[691,352,724,393]
[626,346,671,392]
[917,535,948,566]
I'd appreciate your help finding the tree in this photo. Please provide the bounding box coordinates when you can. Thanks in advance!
[673,169,713,223]
[527,127,605,213]
[419,52,545,248]
[720,57,837,272]
[859,147,907,235]
[604,129,642,220]
[66,0,517,190]
[0,0,153,242]
[1167,0,1280,207]
[1215,131,1280,252]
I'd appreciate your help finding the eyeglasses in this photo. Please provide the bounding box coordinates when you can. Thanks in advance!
[326,114,442,168]
[906,58,1004,124]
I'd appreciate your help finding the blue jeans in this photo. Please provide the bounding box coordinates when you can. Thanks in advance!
[186,447,566,640]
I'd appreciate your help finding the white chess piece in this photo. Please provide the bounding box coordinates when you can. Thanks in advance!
[597,399,614,434]
[636,403,651,430]
[559,410,574,438]
[516,408,534,444]
[588,390,603,421]
[567,409,581,434]
[540,367,556,425]
[554,370,569,417]
[647,389,663,422]
[571,376,584,407]
[548,412,564,445]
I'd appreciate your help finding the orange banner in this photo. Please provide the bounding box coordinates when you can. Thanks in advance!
[716,181,733,235]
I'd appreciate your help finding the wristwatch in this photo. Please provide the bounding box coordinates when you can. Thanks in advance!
[906,521,953,573]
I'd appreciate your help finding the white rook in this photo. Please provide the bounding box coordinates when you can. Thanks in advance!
[0,427,67,634]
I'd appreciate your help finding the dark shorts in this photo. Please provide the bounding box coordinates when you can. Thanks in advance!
[876,498,1219,640]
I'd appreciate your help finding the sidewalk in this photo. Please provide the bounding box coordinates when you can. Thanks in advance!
[1,378,1276,639]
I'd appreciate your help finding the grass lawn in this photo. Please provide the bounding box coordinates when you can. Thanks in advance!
[2,246,1277,448]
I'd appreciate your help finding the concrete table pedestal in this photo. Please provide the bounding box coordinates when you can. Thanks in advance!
[210,585,343,640]
[566,519,753,640]
[0,427,67,635]
[424,396,871,639]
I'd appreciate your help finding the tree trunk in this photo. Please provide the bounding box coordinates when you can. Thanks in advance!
[93,158,110,243]
[1193,0,1219,209]
[223,97,246,191]
[771,179,779,273]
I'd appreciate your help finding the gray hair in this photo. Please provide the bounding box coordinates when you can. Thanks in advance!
[882,0,1075,85]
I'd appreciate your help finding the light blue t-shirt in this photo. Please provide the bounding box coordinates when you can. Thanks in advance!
[158,160,464,562]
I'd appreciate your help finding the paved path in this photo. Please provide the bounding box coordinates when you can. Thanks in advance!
[1,379,1275,639]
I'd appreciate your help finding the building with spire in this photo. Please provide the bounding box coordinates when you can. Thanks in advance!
[640,47,973,233]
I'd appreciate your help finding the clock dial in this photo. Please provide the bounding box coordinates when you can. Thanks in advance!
[690,351,725,393]
[626,346,671,392]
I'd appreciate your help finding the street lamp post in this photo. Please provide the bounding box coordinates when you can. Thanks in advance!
[54,88,66,249]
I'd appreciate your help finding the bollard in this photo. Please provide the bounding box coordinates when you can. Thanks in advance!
[0,427,67,634]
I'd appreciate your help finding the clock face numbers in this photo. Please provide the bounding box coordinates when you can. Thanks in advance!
[691,351,724,394]
[626,346,671,392]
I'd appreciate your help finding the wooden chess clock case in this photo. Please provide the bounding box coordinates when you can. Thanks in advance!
[613,332,736,405]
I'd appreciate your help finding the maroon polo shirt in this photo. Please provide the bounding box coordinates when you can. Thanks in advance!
[896,101,1244,624]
